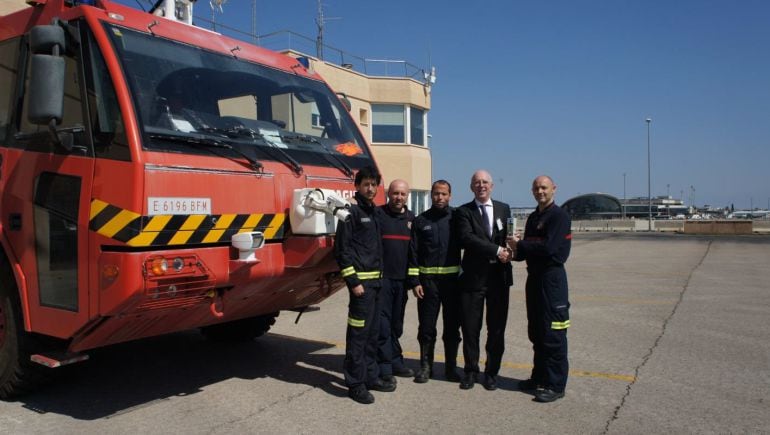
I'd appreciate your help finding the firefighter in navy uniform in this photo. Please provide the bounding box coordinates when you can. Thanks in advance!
[334,166,396,405]
[376,179,416,381]
[509,175,572,403]
[408,180,463,383]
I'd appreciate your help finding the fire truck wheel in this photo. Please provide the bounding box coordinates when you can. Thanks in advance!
[200,312,279,342]
[0,276,48,400]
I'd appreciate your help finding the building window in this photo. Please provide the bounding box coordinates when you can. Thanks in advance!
[372,104,405,143]
[409,190,429,214]
[410,107,424,146]
[359,108,369,126]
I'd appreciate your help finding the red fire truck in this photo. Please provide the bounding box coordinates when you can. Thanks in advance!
[0,0,381,397]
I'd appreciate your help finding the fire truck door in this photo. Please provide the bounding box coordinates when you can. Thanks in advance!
[2,26,96,338]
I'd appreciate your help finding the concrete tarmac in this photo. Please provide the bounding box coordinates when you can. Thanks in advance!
[1,233,768,434]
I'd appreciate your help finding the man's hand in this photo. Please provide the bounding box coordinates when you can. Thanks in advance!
[412,285,424,299]
[350,284,365,297]
[498,247,512,263]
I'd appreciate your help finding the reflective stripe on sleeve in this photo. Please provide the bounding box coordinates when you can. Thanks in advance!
[348,317,365,327]
[418,266,460,275]
[341,266,356,277]
[357,271,382,280]
[407,267,420,276]
[551,320,571,330]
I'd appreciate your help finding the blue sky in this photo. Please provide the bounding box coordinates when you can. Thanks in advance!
[123,0,770,209]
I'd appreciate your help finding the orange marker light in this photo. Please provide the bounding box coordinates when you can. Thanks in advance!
[102,264,120,282]
[150,257,168,276]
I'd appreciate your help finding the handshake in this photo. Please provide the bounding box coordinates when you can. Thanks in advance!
[497,232,522,263]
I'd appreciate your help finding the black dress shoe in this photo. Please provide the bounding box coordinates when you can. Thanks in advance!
[518,379,542,392]
[534,388,565,403]
[380,374,397,384]
[392,366,415,378]
[444,368,461,382]
[459,372,476,390]
[482,374,497,391]
[348,386,374,404]
[368,377,397,392]
[413,367,430,383]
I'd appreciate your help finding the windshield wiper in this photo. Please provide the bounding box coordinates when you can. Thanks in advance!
[148,132,263,172]
[227,126,304,175]
[282,133,353,178]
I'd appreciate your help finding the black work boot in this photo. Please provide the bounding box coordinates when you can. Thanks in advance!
[413,341,433,384]
[443,342,461,382]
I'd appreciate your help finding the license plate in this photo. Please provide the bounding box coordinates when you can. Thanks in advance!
[148,197,211,215]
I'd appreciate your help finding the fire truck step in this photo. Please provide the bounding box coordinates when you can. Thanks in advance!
[30,352,90,368]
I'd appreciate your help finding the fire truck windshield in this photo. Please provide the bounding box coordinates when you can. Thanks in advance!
[103,23,372,170]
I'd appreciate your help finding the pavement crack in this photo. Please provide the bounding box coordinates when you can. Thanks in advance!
[206,383,318,433]
[602,240,712,434]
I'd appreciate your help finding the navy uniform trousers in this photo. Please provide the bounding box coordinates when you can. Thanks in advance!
[344,281,382,388]
[377,278,409,376]
[526,265,570,392]
[417,275,462,353]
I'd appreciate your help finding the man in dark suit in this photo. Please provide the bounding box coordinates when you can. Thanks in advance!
[455,170,513,391]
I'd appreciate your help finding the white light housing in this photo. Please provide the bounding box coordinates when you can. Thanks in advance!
[231,231,265,261]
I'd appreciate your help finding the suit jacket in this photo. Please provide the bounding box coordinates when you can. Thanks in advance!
[455,199,514,291]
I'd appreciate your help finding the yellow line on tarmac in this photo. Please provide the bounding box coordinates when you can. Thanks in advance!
[321,340,635,383]
[509,294,677,306]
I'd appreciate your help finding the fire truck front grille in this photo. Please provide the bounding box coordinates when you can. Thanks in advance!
[140,275,215,311]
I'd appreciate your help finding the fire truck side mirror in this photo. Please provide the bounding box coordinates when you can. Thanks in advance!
[337,93,352,112]
[27,25,66,126]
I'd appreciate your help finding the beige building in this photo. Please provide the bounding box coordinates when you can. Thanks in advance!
[0,0,25,15]
[301,54,434,213]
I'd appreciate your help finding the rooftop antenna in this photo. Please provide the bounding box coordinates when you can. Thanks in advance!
[210,0,227,31]
[251,0,257,44]
[315,0,341,60]
[423,45,437,93]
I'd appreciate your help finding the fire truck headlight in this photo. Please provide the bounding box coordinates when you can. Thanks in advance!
[150,257,168,276]
[172,257,185,272]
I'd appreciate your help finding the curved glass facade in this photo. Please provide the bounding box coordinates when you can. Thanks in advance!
[562,194,622,220]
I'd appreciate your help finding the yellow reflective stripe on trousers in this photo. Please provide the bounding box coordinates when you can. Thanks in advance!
[357,271,382,280]
[341,266,356,277]
[407,268,419,276]
[348,317,365,327]
[551,320,571,330]
[418,266,460,274]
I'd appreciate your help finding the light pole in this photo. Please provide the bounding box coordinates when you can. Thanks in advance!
[620,172,624,219]
[646,118,652,230]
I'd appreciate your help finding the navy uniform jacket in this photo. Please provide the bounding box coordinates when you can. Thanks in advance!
[514,202,571,271]
[454,200,513,291]
[378,205,415,280]
[407,206,461,288]
[334,192,383,288]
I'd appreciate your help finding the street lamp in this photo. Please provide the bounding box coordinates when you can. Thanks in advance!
[646,118,652,231]
[620,172,624,219]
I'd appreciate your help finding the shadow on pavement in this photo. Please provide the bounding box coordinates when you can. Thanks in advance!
[14,331,345,420]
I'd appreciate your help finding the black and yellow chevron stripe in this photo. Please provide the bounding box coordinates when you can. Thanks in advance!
[89,199,286,247]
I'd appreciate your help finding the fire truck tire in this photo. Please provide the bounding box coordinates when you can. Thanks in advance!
[200,312,279,342]
[0,274,49,400]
